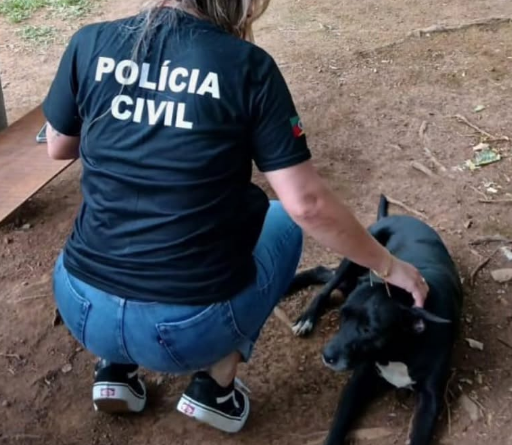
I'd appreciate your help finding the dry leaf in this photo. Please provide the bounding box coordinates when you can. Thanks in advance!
[466,338,484,351]
[491,269,512,283]
[501,247,512,261]
[465,159,477,171]
[474,149,501,167]
[348,427,394,440]
[472,142,490,152]
[460,394,482,422]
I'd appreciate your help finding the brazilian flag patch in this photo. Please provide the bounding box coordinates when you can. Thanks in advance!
[290,116,305,138]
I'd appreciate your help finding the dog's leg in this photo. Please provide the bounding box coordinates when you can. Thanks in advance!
[292,259,362,337]
[408,361,450,445]
[324,364,390,445]
[292,226,392,337]
[408,387,442,445]
[286,266,335,296]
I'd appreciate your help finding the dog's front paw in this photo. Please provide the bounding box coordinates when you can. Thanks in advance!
[292,313,316,337]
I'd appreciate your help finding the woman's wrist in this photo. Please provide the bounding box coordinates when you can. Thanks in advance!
[374,250,393,279]
[365,243,394,279]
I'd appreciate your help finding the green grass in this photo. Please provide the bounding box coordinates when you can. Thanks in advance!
[0,0,45,23]
[0,0,92,23]
[16,24,56,44]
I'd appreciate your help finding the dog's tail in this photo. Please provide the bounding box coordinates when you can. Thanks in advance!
[377,194,389,220]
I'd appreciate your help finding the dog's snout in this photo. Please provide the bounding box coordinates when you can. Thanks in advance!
[322,351,337,365]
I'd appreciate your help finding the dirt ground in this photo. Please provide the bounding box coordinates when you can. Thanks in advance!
[2,0,512,444]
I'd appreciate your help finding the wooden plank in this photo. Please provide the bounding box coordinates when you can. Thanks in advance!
[0,74,7,131]
[0,105,75,223]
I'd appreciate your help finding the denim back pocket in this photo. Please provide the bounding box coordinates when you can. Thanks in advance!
[155,301,243,372]
[53,266,92,347]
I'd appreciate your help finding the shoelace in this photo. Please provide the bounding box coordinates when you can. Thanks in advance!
[234,377,251,394]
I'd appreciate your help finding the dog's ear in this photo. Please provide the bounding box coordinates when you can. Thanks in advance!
[400,305,451,333]
[411,307,451,324]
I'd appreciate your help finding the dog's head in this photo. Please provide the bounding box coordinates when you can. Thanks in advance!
[322,282,450,372]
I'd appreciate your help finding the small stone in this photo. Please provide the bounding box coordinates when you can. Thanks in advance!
[61,363,73,374]
[3,237,12,245]
[491,269,512,283]
[155,376,164,386]
[21,223,31,230]
[2,400,10,408]
[459,378,473,385]
[466,338,484,351]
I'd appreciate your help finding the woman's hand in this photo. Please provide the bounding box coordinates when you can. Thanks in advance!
[386,257,429,307]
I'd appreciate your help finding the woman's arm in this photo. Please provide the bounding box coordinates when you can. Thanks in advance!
[265,160,429,306]
[46,122,80,160]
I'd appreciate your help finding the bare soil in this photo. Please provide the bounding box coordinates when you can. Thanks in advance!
[1,0,512,444]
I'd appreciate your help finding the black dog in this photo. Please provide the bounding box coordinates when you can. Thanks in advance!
[290,195,463,445]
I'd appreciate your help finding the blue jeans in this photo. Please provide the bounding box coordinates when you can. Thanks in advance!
[53,201,303,374]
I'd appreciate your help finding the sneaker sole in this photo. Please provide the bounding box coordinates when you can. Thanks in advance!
[177,393,250,434]
[93,382,146,414]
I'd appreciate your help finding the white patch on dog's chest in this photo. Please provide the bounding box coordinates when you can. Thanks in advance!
[376,362,415,389]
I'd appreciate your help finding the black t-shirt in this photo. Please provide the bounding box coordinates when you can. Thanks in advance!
[43,10,311,304]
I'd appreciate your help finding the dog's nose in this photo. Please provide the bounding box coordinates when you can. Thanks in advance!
[322,351,337,365]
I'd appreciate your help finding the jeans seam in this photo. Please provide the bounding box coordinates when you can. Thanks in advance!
[255,220,301,293]
[154,325,188,369]
[117,299,133,363]
[226,301,255,346]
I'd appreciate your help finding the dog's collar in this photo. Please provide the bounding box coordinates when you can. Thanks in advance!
[369,270,392,297]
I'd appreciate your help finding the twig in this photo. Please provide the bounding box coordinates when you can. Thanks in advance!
[419,121,428,140]
[470,247,500,287]
[0,353,21,360]
[444,369,457,436]
[469,249,483,260]
[453,114,509,142]
[410,17,512,37]
[470,235,512,245]
[470,185,489,201]
[497,338,512,351]
[387,196,425,219]
[444,370,457,436]
[468,394,486,413]
[0,434,42,442]
[411,161,436,177]
[359,18,512,58]
[273,306,293,329]
[291,430,328,440]
[418,121,448,174]
[478,198,512,204]
[17,294,49,303]
[424,146,448,172]
[390,143,404,151]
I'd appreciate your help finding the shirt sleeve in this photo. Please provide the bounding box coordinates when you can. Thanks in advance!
[250,52,311,173]
[42,31,82,136]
